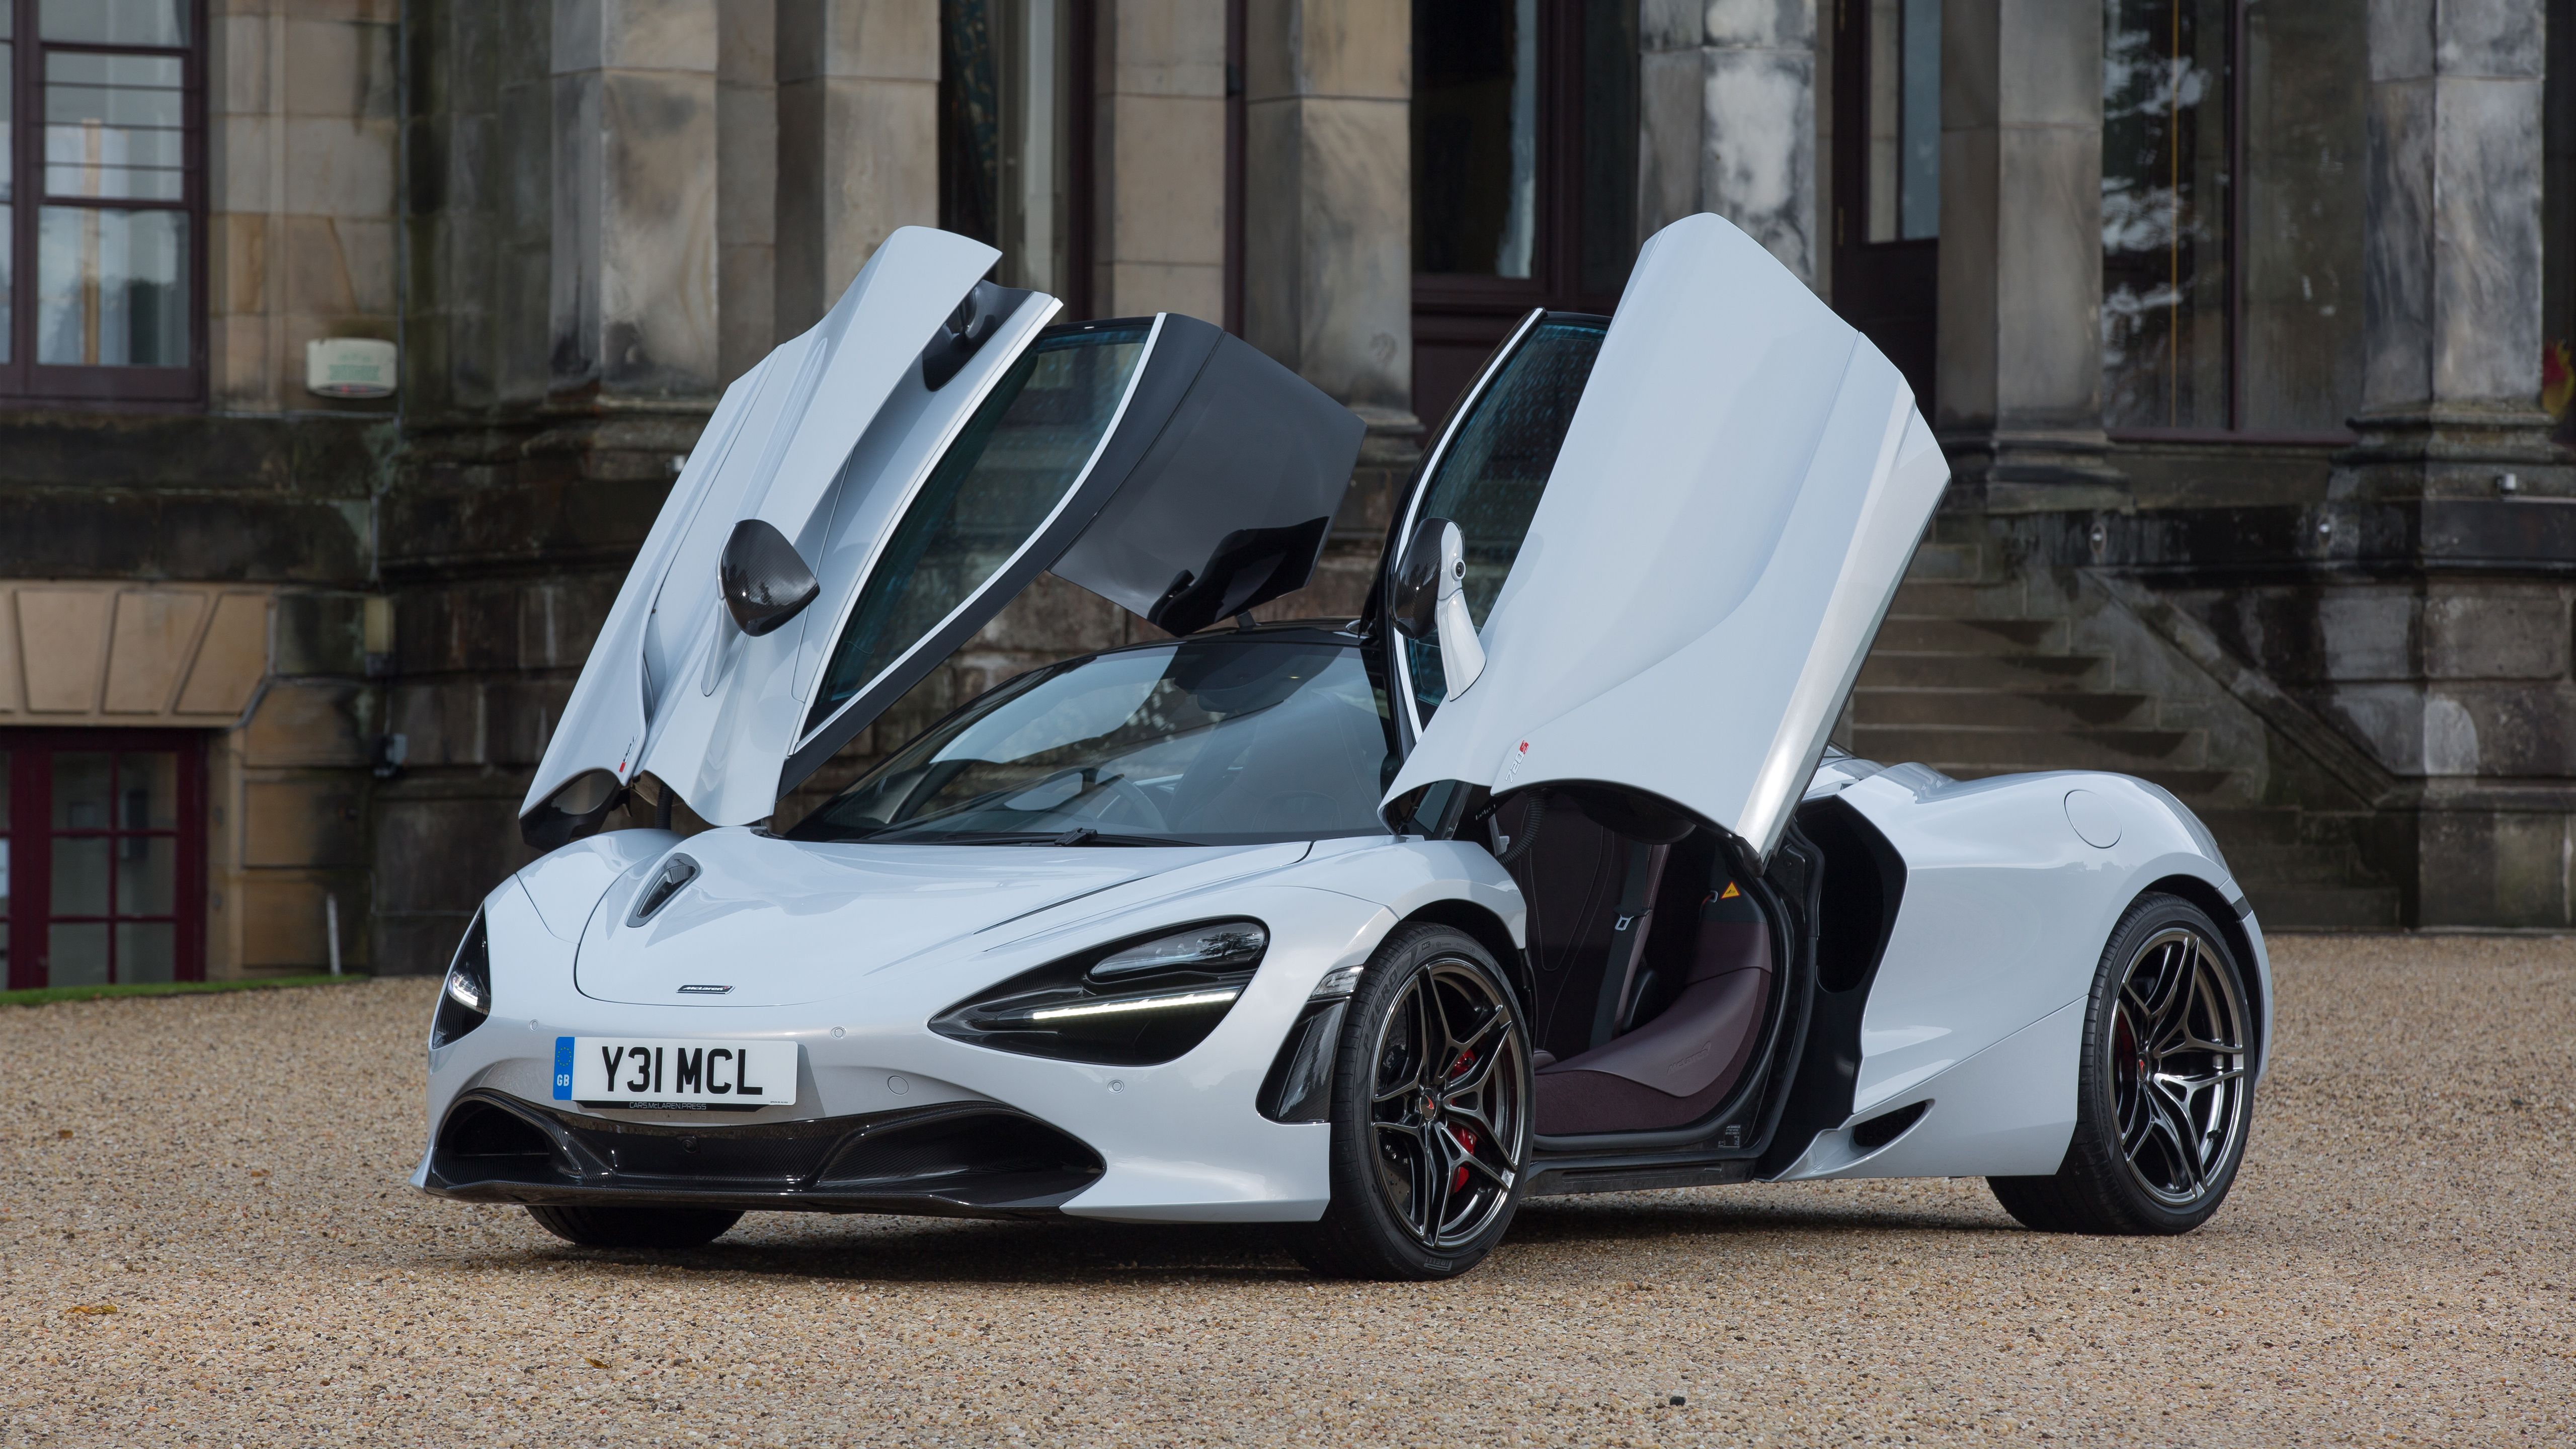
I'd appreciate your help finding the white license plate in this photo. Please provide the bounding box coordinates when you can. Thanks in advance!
[554,1037,797,1109]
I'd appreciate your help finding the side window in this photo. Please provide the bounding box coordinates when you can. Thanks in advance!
[804,322,1150,735]
[1398,315,1605,721]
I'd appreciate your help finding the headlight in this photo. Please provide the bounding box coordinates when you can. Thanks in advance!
[431,911,491,1049]
[930,920,1268,1066]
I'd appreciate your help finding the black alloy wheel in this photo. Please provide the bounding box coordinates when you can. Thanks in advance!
[525,1204,744,1250]
[1990,893,2255,1235]
[1285,923,1533,1280]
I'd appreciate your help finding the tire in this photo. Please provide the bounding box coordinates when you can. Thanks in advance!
[1283,924,1534,1280]
[1990,892,2255,1235]
[525,1204,743,1250]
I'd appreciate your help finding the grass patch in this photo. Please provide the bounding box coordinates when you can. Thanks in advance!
[0,973,374,1009]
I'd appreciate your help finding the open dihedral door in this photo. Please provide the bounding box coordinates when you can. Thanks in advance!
[523,228,1364,848]
[1383,212,1950,863]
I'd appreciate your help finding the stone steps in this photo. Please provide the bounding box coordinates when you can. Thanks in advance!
[1850,534,2398,928]
[1857,651,2112,691]
[1853,724,2209,772]
[1851,686,2159,730]
[1873,615,2070,654]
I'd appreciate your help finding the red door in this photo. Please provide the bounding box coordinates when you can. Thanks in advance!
[2,731,207,990]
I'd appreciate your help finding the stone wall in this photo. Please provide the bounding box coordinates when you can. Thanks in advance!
[209,0,404,415]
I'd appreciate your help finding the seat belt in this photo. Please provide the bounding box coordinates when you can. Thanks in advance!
[1590,839,1669,1049]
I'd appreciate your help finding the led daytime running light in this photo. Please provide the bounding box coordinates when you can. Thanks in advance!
[445,970,486,1013]
[1025,987,1241,1022]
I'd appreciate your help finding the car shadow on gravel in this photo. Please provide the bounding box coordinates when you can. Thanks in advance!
[436,1189,2021,1286]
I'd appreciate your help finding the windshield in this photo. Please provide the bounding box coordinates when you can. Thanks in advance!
[790,637,1399,846]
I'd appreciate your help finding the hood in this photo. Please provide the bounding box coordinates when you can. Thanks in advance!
[1381,212,1951,860]
[523,227,1364,847]
[571,830,1312,1008]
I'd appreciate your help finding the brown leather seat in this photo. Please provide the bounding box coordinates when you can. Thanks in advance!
[1535,917,1773,1136]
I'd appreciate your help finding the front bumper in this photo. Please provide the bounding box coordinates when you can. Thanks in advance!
[424,1090,1101,1218]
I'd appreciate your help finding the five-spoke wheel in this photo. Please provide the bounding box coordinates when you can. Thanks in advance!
[1991,893,2257,1234]
[1287,924,1532,1278]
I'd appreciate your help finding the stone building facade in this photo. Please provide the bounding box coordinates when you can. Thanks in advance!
[0,0,2568,990]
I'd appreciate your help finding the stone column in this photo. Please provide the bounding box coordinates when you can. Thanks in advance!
[549,0,722,400]
[1936,0,2119,506]
[1090,0,1229,320]
[2339,0,2564,498]
[774,0,939,336]
[717,2,779,381]
[1638,0,1818,286]
[1241,0,1412,437]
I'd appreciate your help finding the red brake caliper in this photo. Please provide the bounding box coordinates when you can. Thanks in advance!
[1445,1048,1479,1193]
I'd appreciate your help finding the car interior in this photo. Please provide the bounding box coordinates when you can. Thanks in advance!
[1484,788,1780,1139]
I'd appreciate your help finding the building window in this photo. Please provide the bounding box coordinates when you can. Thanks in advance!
[2101,0,2364,439]
[1411,0,1636,427]
[1,0,204,406]
[939,0,1088,309]
[3,731,207,990]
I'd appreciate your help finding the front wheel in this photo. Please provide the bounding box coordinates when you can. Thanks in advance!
[1284,924,1533,1280]
[525,1204,743,1250]
[1990,892,2255,1235]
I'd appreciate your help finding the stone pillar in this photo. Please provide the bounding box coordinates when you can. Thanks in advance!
[549,0,722,400]
[2339,0,2565,498]
[1090,0,1230,320]
[717,2,779,381]
[1936,0,2119,505]
[1241,0,1412,436]
[774,0,939,336]
[1638,0,1818,286]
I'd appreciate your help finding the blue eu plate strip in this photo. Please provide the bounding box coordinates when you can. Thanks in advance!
[552,1035,575,1100]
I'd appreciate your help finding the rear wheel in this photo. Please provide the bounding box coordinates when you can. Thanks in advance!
[1990,893,2254,1235]
[1284,924,1533,1280]
[525,1204,743,1250]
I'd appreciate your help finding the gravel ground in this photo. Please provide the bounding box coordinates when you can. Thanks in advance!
[3,934,2571,1447]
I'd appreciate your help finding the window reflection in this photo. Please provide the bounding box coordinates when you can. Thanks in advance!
[37,204,188,366]
[1865,0,1941,243]
[796,641,1398,846]
[939,0,1074,296]
[2103,0,2231,430]
[44,51,186,202]
[808,325,1150,731]
[39,0,188,47]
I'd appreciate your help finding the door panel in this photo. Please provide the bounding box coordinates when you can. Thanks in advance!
[1387,213,1949,860]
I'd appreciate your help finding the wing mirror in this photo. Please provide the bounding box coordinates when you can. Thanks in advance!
[1391,517,1487,697]
[718,519,822,637]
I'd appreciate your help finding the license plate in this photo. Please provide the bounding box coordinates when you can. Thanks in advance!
[554,1037,797,1109]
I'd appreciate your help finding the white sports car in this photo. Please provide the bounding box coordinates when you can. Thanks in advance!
[415,216,2268,1279]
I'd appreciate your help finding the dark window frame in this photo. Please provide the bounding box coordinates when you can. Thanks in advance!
[3,728,209,991]
[1410,0,1635,428]
[2099,0,2351,447]
[1,0,208,409]
[935,0,1094,319]
[1829,0,1941,419]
